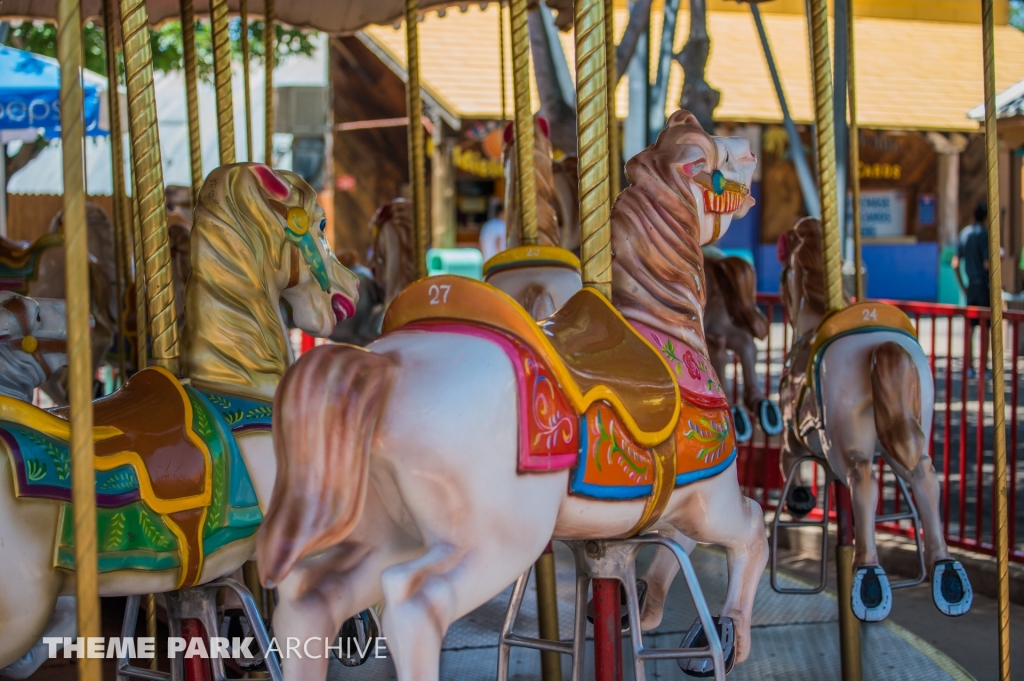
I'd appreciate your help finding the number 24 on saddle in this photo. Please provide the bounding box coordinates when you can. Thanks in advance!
[383,276,737,536]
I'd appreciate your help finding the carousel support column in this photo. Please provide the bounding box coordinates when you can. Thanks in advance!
[404,0,428,278]
[131,189,148,368]
[499,1,508,125]
[846,0,863,301]
[264,0,275,165]
[103,0,128,382]
[834,483,862,681]
[180,0,203,205]
[592,578,623,681]
[240,0,253,161]
[210,0,236,165]
[510,0,538,245]
[604,0,619,198]
[982,0,1011,678]
[119,0,180,373]
[56,0,102,677]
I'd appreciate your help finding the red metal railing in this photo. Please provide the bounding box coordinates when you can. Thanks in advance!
[734,294,1024,564]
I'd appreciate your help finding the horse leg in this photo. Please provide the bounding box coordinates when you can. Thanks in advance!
[732,330,764,412]
[637,527,697,631]
[665,464,767,665]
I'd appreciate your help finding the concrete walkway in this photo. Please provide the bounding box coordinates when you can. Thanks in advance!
[333,544,973,681]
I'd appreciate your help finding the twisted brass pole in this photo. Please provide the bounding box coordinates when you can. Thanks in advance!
[808,0,842,313]
[102,0,128,382]
[574,0,612,299]
[604,0,619,198]
[847,0,863,301]
[499,1,507,125]
[56,1,101,677]
[180,0,203,205]
[210,0,236,165]
[240,0,254,161]
[131,189,148,368]
[405,0,428,277]
[264,0,275,164]
[982,1,1010,678]
[119,0,180,374]
[509,0,537,245]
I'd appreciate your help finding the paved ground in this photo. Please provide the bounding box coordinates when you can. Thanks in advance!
[330,544,974,681]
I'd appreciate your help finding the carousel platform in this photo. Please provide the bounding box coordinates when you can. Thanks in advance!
[330,544,972,681]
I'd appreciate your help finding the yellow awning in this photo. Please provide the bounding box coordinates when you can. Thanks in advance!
[363,4,1024,132]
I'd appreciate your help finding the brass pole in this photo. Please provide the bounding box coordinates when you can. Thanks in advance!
[119,0,180,374]
[264,0,275,165]
[982,1,1010,678]
[56,0,101,677]
[535,546,563,681]
[102,0,128,383]
[499,1,507,126]
[131,190,148,368]
[180,0,203,206]
[807,0,843,313]
[144,593,158,669]
[847,0,863,301]
[404,0,428,278]
[509,0,538,245]
[604,0,619,198]
[240,0,254,161]
[210,0,236,165]
[574,0,613,299]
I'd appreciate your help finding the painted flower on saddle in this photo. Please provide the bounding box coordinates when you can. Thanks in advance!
[682,350,702,381]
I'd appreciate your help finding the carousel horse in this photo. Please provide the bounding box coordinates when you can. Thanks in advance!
[257,111,768,681]
[703,252,783,442]
[552,154,580,253]
[776,217,972,621]
[484,118,582,320]
[368,197,417,309]
[329,249,386,346]
[0,293,69,403]
[0,163,360,671]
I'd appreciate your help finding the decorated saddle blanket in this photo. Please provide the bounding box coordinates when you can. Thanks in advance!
[383,277,736,533]
[0,233,62,293]
[0,367,268,587]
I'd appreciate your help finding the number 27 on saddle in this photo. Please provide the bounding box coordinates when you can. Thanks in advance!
[383,276,737,536]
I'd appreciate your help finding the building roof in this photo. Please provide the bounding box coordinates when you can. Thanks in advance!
[362,4,1024,132]
[968,79,1024,120]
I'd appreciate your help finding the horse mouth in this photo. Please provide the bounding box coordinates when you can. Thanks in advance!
[332,294,355,322]
[702,188,744,214]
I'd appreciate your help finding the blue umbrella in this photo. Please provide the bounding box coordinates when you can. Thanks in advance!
[0,45,104,139]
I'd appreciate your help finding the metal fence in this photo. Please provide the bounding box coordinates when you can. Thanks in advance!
[735,294,1024,564]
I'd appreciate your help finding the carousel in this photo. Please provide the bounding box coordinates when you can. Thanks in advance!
[0,0,1011,679]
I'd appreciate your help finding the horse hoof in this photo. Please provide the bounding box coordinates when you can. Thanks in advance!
[758,399,783,436]
[932,560,973,617]
[851,565,892,622]
[585,579,648,631]
[333,607,383,667]
[731,406,752,443]
[785,486,817,519]
[678,616,735,677]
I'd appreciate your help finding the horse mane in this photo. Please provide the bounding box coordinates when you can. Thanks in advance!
[504,119,561,248]
[167,209,193,325]
[369,198,416,305]
[552,155,580,252]
[183,164,317,398]
[49,202,116,283]
[706,256,769,340]
[780,216,830,319]
[611,110,718,355]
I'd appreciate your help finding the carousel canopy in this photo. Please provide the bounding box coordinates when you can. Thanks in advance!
[0,45,105,141]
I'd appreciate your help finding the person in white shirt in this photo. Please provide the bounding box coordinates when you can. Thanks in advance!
[478,208,506,262]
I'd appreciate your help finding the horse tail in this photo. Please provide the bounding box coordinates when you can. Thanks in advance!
[521,283,557,320]
[257,344,397,587]
[710,257,769,340]
[870,341,925,472]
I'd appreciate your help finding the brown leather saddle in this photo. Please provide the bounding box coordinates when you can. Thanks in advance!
[382,275,680,447]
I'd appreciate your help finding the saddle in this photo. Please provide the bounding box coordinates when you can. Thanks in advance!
[0,233,63,291]
[482,245,581,278]
[382,275,680,446]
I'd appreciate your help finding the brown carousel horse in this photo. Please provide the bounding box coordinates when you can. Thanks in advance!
[703,253,783,442]
[777,217,972,621]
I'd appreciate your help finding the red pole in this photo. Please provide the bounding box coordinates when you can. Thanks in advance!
[592,578,623,681]
[180,619,212,681]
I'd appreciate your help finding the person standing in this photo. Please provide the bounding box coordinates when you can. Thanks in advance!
[951,202,991,376]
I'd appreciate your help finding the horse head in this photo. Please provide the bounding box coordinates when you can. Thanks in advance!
[503,116,561,249]
[778,216,838,334]
[0,293,69,402]
[369,198,417,307]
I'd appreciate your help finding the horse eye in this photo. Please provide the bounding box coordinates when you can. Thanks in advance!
[319,219,326,232]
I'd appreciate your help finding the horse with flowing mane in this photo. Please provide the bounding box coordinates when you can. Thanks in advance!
[0,163,359,672]
[777,216,972,622]
[703,253,782,441]
[257,110,767,681]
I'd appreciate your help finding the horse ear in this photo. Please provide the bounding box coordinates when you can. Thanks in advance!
[251,164,290,200]
[503,121,514,145]
[536,116,550,140]
[667,110,701,130]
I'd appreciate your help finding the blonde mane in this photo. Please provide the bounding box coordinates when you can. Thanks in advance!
[369,198,417,305]
[504,119,561,248]
[183,164,318,398]
[611,111,718,354]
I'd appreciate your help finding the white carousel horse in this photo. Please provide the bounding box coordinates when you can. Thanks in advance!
[256,110,768,681]
[0,163,359,671]
[0,293,69,403]
[776,217,972,621]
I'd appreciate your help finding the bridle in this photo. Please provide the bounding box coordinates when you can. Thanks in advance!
[1,296,67,379]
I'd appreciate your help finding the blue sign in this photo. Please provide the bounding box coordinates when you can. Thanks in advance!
[918,194,936,226]
[0,45,104,139]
